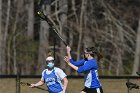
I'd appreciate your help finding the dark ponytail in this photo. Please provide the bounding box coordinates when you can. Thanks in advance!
[47,50,53,56]
[96,51,103,61]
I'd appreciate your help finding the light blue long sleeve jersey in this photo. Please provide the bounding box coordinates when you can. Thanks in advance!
[69,58,102,88]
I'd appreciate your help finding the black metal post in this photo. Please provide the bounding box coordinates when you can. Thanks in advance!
[16,64,20,93]
[53,29,56,60]
[127,79,130,93]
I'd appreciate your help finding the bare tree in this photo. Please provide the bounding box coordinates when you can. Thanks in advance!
[132,19,140,75]
[0,0,11,74]
[77,0,87,60]
[12,0,23,74]
[0,0,139,75]
[27,0,34,39]
[58,0,68,71]
[0,0,3,74]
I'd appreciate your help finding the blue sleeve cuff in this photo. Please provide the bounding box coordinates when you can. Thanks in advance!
[69,59,74,63]
[77,67,84,73]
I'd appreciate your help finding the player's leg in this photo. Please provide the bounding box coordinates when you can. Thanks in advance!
[81,87,87,93]
[88,87,103,93]
[80,91,86,93]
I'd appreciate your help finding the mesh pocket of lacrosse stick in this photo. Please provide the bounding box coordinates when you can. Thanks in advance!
[126,82,139,90]
[20,82,31,86]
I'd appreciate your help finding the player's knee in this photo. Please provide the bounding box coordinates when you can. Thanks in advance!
[80,91,86,93]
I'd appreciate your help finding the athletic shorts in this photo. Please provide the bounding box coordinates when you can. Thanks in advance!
[82,87,103,93]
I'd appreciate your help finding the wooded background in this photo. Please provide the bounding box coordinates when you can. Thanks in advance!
[0,0,140,76]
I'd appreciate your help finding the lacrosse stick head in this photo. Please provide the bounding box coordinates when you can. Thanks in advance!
[126,82,139,90]
[136,72,140,76]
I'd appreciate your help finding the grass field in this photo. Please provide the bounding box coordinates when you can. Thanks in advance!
[0,78,140,93]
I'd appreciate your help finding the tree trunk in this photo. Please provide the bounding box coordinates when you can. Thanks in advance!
[77,0,87,60]
[12,0,21,74]
[0,0,8,74]
[27,0,34,39]
[72,0,78,24]
[0,0,3,74]
[132,19,140,75]
[59,0,68,72]
[116,25,124,75]
[5,0,11,74]
[116,48,123,75]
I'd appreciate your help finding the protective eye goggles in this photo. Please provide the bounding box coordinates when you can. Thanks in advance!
[46,60,54,63]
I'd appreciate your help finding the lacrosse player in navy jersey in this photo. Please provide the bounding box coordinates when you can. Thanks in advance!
[64,46,103,93]
[30,55,68,93]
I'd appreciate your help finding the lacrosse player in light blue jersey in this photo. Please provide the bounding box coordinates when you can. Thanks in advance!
[30,55,68,93]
